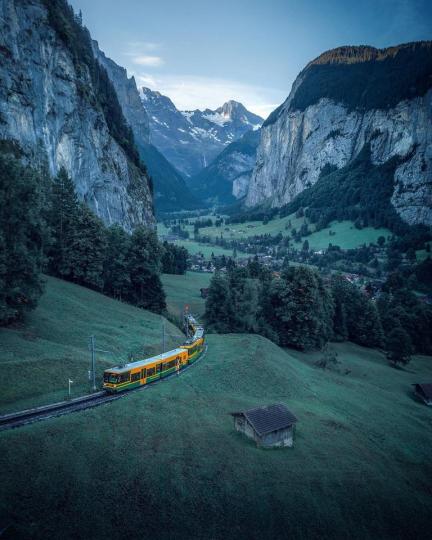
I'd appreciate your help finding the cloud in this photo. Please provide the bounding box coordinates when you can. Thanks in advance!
[134,73,288,119]
[125,41,162,52]
[123,42,164,68]
[131,55,164,67]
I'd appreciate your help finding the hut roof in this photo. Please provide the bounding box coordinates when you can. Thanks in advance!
[414,383,432,399]
[231,404,297,436]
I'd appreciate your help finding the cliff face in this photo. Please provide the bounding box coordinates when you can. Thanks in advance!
[246,43,432,226]
[188,129,261,205]
[0,0,154,231]
[93,41,150,147]
[93,43,200,213]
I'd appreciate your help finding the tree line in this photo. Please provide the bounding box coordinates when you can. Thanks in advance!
[204,259,432,366]
[0,154,186,325]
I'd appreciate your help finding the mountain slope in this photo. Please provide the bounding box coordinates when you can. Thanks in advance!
[141,88,263,177]
[246,42,432,226]
[93,43,200,212]
[0,275,183,413]
[0,0,154,231]
[188,129,261,205]
[139,143,202,212]
[1,274,431,538]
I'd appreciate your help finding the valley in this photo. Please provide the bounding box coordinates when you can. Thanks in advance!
[0,1,431,538]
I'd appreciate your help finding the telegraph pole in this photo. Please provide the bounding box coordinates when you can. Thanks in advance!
[162,319,165,355]
[90,335,96,392]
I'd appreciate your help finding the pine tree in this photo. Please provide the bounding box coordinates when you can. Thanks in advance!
[266,266,334,350]
[386,326,412,366]
[331,275,384,347]
[103,225,131,299]
[48,167,79,278]
[126,227,166,313]
[204,272,231,332]
[68,204,107,290]
[0,154,47,324]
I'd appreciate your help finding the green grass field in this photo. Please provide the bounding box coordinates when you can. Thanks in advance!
[158,214,392,256]
[161,271,211,319]
[1,278,431,539]
[295,220,391,251]
[0,276,183,414]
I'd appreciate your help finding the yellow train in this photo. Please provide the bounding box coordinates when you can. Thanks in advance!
[103,315,205,393]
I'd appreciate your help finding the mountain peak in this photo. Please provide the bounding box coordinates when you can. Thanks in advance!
[217,100,247,118]
[307,40,432,68]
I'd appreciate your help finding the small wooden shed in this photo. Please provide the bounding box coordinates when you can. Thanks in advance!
[230,404,298,448]
[414,383,432,405]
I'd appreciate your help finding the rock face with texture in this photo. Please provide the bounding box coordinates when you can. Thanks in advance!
[188,129,261,205]
[141,88,262,178]
[93,41,150,146]
[93,43,199,212]
[246,43,432,226]
[0,0,154,231]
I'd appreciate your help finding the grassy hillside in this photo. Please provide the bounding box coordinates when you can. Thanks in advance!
[0,276,183,413]
[161,272,211,319]
[1,278,431,539]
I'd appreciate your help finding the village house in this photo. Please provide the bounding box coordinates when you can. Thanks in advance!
[414,383,432,405]
[230,404,298,448]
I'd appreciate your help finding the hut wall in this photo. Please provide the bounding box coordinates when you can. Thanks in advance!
[259,426,294,448]
[234,417,257,440]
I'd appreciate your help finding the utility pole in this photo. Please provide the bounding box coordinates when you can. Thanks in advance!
[68,378,74,399]
[90,335,96,392]
[162,318,165,355]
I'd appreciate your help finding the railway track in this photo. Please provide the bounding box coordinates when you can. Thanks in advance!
[0,391,123,431]
[0,345,208,432]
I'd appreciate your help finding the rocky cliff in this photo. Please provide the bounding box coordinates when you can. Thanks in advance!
[0,0,154,231]
[93,42,199,212]
[93,41,150,147]
[246,42,432,226]
[188,129,260,205]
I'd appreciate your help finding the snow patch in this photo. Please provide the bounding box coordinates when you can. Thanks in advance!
[203,112,231,126]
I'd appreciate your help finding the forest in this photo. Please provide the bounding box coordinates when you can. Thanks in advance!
[0,153,186,326]
[204,258,432,366]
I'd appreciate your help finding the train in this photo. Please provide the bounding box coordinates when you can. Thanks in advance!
[102,314,205,393]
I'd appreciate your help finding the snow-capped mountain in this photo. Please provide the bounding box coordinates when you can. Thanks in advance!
[141,88,263,177]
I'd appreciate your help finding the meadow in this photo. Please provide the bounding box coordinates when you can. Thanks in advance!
[1,276,431,539]
[159,213,392,256]
[161,271,211,319]
[0,276,183,414]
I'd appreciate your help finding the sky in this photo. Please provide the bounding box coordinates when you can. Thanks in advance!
[70,0,432,119]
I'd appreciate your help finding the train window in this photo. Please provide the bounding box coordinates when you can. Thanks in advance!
[131,372,140,382]
[156,363,162,373]
[141,368,146,378]
[119,372,130,383]
[147,367,155,377]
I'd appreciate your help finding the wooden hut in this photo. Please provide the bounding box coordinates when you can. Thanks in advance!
[414,383,432,405]
[230,404,298,448]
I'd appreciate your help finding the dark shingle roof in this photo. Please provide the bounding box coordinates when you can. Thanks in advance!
[232,404,297,436]
[415,383,432,399]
